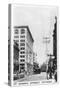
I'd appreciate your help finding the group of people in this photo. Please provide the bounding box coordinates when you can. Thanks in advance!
[47,64,57,82]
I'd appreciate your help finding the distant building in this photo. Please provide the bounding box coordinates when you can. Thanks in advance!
[33,52,37,62]
[14,26,34,77]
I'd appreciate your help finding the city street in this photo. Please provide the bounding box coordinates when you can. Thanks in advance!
[17,72,47,82]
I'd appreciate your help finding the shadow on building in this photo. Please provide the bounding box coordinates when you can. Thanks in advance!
[47,16,57,82]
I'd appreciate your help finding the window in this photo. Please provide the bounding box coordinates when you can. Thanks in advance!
[20,35,25,38]
[20,43,25,46]
[21,31,25,34]
[21,29,25,31]
[14,36,19,38]
[20,40,25,42]
[20,64,25,66]
[14,29,19,34]
[21,29,25,34]
[20,47,25,50]
[21,29,25,32]
[21,67,25,69]
[20,51,25,54]
[20,55,25,58]
[20,59,25,62]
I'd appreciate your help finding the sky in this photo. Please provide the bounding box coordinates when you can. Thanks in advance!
[12,4,58,66]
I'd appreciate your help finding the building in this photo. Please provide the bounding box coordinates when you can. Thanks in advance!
[53,16,57,64]
[53,16,57,81]
[8,26,11,81]
[13,41,19,80]
[47,16,57,81]
[14,26,34,78]
[49,16,57,76]
[8,40,10,81]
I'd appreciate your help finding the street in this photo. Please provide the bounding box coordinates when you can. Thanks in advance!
[17,72,47,82]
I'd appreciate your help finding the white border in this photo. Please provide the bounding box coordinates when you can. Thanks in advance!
[0,0,60,89]
[11,4,59,86]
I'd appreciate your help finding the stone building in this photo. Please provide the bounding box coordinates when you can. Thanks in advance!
[14,26,34,77]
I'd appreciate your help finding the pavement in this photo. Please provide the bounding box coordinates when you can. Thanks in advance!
[14,72,56,85]
[17,72,47,82]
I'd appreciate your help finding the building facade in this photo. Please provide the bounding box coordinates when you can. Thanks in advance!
[53,16,57,81]
[14,26,34,78]
[13,41,19,80]
[47,16,57,81]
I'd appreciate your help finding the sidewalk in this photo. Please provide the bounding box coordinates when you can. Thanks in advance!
[14,72,47,82]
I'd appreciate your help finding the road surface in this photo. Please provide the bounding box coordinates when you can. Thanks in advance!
[18,72,47,82]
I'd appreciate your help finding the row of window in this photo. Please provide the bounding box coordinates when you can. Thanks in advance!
[20,55,25,58]
[14,29,19,34]
[14,35,25,38]
[14,29,25,34]
[20,67,25,69]
[20,43,25,46]
[20,59,25,62]
[14,36,19,38]
[21,29,25,31]
[14,39,25,43]
[20,47,25,50]
[14,36,25,38]
[20,51,25,54]
[14,40,25,46]
[20,35,25,38]
[20,64,25,66]
[21,30,25,34]
[20,40,25,42]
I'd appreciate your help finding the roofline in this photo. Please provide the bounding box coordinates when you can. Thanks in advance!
[14,26,34,42]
